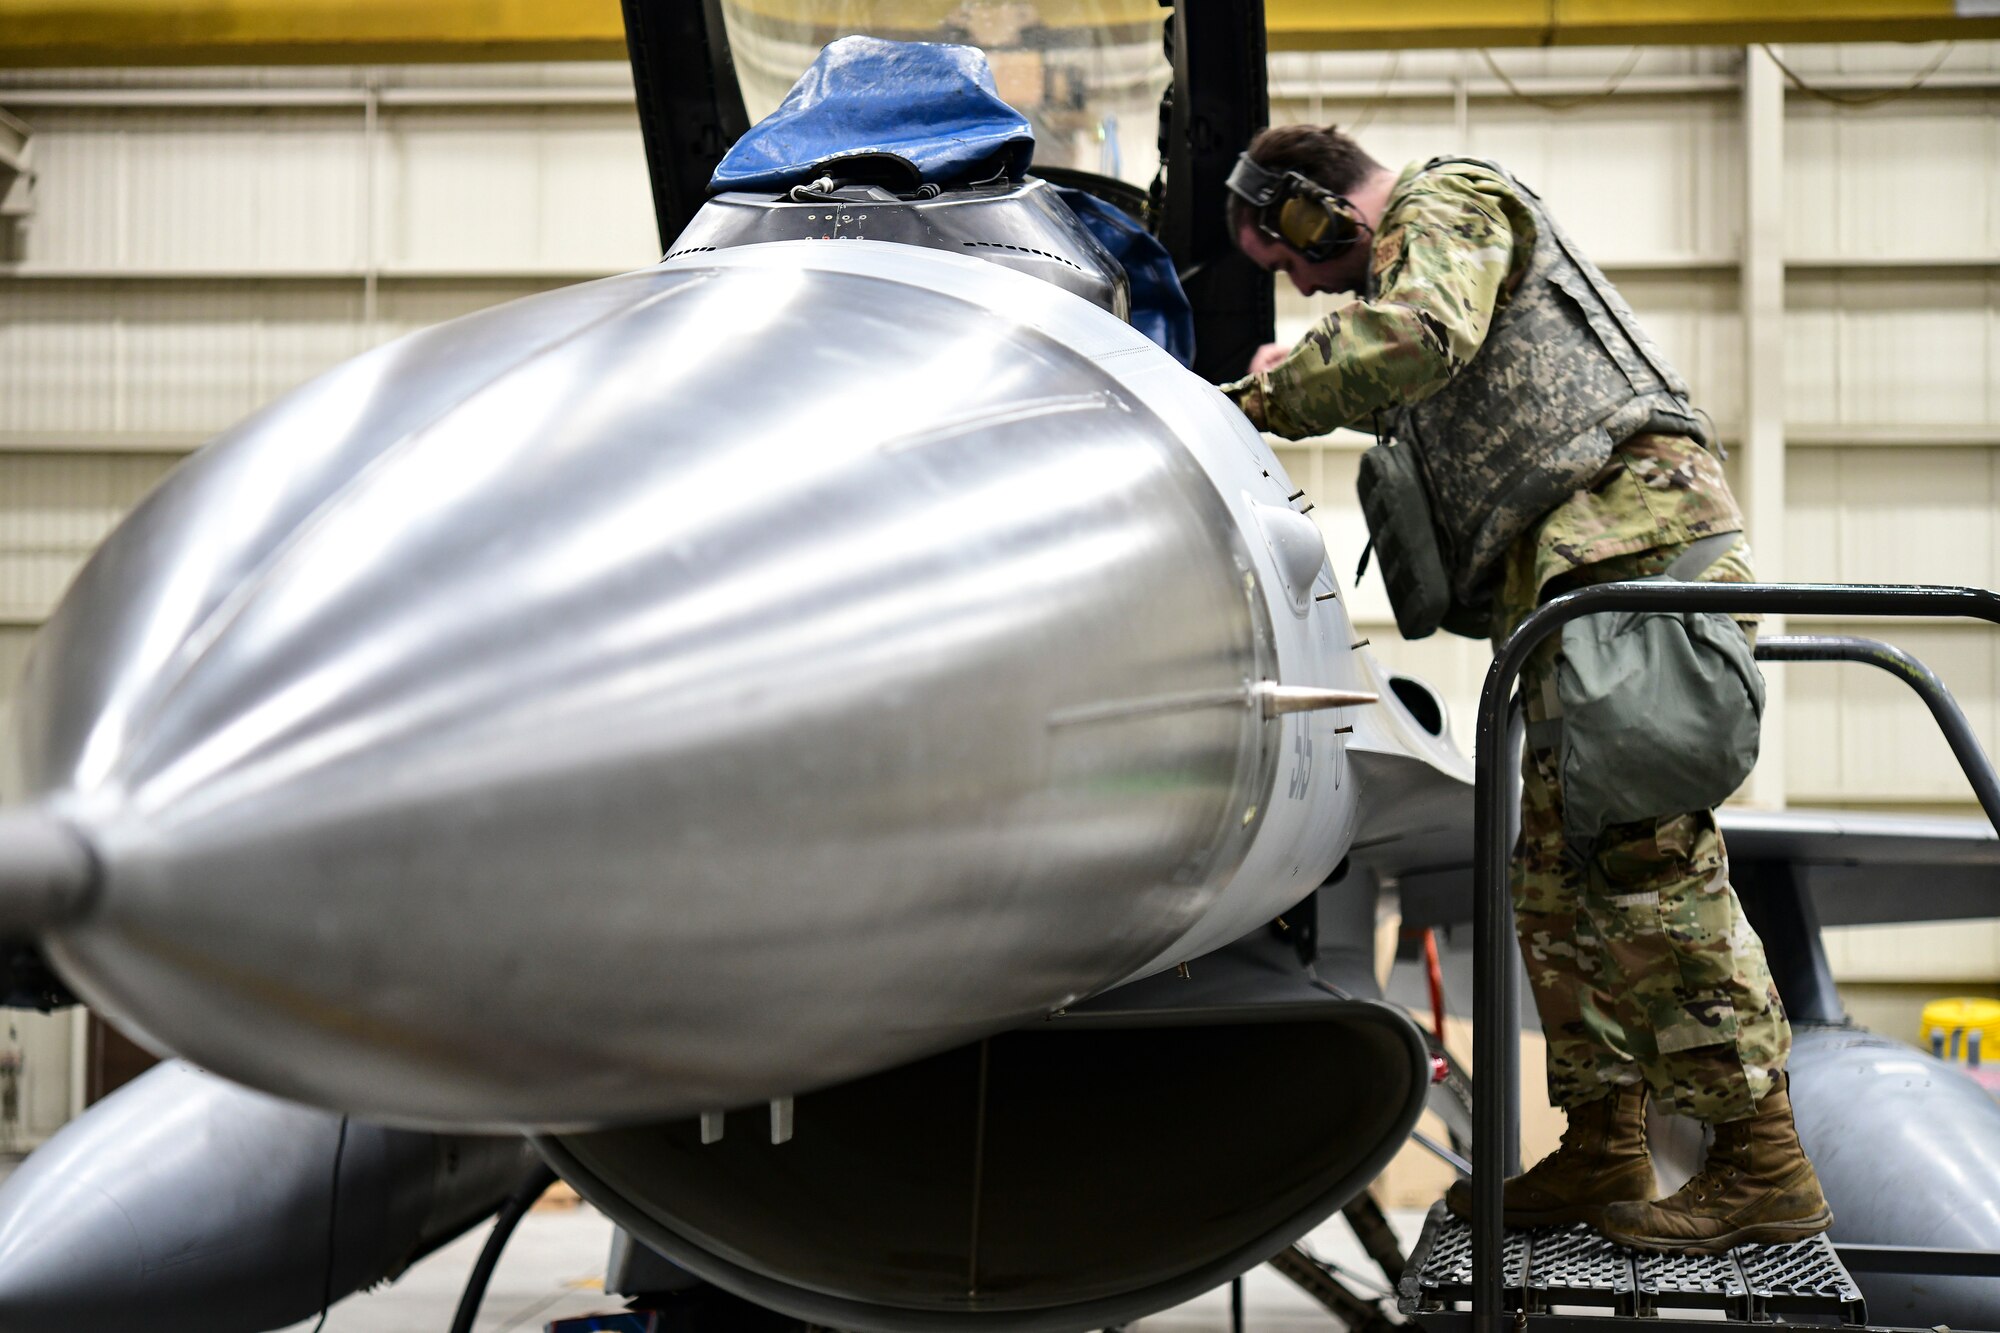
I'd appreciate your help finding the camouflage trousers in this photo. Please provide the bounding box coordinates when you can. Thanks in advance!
[1508,542,1790,1124]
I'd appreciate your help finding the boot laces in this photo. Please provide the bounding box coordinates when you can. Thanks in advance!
[1683,1160,1738,1204]
[1539,1105,1595,1166]
[1683,1124,1748,1204]
[1541,1092,1623,1168]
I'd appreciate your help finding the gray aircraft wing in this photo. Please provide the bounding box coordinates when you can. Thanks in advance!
[1342,702,2000,933]
[1719,807,2000,926]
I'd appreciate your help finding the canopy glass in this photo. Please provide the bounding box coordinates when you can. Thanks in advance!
[719,1,1172,187]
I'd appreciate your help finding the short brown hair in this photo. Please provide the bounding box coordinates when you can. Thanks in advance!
[1228,124,1384,233]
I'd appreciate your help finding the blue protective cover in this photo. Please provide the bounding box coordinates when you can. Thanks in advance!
[711,36,1034,192]
[1054,187,1196,369]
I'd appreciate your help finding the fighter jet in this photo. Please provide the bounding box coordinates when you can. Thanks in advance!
[0,4,1995,1332]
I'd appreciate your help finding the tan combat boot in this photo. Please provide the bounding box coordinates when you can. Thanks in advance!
[1598,1075,1832,1255]
[1445,1083,1654,1228]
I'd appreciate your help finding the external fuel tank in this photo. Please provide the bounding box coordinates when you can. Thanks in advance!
[0,1061,538,1332]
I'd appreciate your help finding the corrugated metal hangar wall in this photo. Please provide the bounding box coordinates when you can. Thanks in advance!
[0,40,1996,1137]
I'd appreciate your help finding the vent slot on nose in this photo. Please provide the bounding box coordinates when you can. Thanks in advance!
[1388,675,1448,738]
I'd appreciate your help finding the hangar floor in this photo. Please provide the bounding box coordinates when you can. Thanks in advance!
[265,1200,1429,1332]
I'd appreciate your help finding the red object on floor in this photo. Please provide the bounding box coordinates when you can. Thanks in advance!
[1422,927,1448,1039]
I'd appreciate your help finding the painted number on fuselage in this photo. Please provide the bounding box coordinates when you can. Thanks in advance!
[1286,718,1347,800]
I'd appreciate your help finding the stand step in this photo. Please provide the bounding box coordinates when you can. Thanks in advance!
[1398,1202,1866,1326]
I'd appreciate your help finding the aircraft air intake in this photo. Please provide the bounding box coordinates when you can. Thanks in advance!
[544,1003,1428,1330]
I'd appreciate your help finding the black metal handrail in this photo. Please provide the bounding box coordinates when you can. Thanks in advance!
[1469,582,2000,1333]
[1754,634,2000,833]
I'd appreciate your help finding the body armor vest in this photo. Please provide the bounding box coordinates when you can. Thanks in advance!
[1381,158,1707,606]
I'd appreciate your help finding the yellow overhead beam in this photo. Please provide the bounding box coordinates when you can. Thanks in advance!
[0,0,629,68]
[2,0,1998,66]
[1264,0,2000,51]
[0,0,1170,67]
[722,0,1164,28]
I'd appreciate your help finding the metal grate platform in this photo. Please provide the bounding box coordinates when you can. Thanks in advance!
[1399,1203,1867,1325]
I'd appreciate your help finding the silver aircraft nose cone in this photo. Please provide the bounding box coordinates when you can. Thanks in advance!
[16,245,1277,1128]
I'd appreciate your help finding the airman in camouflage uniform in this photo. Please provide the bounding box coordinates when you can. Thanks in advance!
[1505,450,1779,1119]
[1220,126,1830,1254]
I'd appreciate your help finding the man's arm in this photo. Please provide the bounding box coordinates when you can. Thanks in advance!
[1223,172,1522,439]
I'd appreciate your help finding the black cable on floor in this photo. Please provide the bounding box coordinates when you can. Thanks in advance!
[310,1115,351,1333]
[447,1165,559,1333]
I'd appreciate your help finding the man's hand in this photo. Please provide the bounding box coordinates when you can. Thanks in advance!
[1218,376,1269,432]
[1247,342,1292,376]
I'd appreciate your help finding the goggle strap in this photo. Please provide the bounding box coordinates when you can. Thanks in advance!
[1224,153,1286,208]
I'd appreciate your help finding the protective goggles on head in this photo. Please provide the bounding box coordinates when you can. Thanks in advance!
[1224,153,1367,263]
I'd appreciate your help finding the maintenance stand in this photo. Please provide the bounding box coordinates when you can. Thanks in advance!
[1424,580,2000,1333]
[1401,1209,1865,1329]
